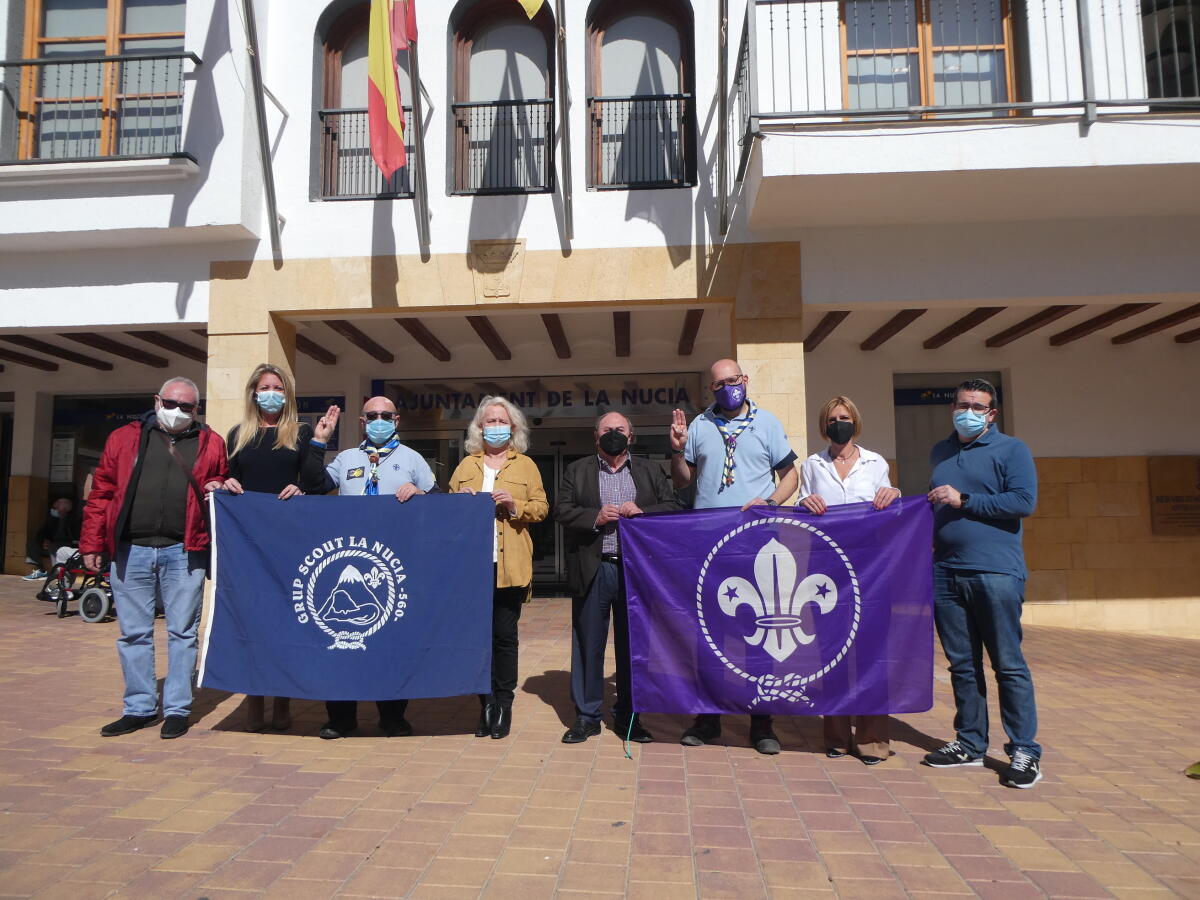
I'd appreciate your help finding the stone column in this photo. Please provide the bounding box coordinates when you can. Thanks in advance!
[4,389,53,574]
[732,242,806,503]
[205,314,297,442]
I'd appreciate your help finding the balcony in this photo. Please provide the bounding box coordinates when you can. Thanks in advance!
[728,0,1200,228]
[318,107,414,200]
[452,99,554,195]
[587,94,695,189]
[0,52,200,186]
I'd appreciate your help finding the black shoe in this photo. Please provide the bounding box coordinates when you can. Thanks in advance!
[826,747,848,759]
[381,717,413,738]
[100,714,157,737]
[319,721,356,740]
[750,727,781,755]
[681,714,721,746]
[490,706,512,740]
[859,754,887,766]
[615,717,654,743]
[476,701,497,738]
[1002,750,1043,789]
[923,740,985,768]
[562,718,602,744]
[160,716,189,740]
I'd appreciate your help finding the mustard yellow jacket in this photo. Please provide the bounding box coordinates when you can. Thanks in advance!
[448,450,549,589]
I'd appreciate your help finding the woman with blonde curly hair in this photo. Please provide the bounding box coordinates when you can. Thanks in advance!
[221,363,335,731]
[449,396,548,739]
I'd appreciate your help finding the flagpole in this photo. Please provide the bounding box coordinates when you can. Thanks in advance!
[241,0,284,267]
[406,27,432,250]
[555,0,573,241]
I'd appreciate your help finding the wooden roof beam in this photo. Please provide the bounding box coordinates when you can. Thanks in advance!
[61,334,168,367]
[396,318,452,362]
[325,320,395,364]
[860,309,926,351]
[297,333,337,365]
[613,311,631,358]
[0,347,57,371]
[125,331,208,364]
[1049,303,1159,346]
[985,305,1083,348]
[803,310,850,352]
[0,336,112,370]
[1110,303,1200,344]
[677,309,704,357]
[541,314,571,359]
[1174,325,1200,344]
[922,307,1006,349]
[466,316,511,361]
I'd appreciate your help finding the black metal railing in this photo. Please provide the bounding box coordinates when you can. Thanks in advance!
[452,98,553,194]
[728,0,1200,165]
[0,52,199,163]
[318,107,414,199]
[587,94,694,189]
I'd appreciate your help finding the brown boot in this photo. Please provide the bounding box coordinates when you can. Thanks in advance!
[245,695,266,732]
[270,697,292,731]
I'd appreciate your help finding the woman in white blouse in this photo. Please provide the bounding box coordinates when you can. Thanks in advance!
[799,395,901,765]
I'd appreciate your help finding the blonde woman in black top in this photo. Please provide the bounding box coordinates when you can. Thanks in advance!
[221,363,335,731]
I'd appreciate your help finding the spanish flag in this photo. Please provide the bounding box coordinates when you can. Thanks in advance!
[368,0,416,178]
[516,0,545,18]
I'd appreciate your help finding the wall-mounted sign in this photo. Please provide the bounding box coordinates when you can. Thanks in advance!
[1148,456,1200,536]
[374,374,701,422]
[894,386,1005,407]
[50,436,75,483]
[298,396,345,451]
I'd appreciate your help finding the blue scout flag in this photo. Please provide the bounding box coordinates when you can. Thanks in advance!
[619,496,934,716]
[199,491,495,701]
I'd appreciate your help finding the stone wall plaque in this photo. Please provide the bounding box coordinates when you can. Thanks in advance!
[469,239,525,302]
[1148,456,1200,536]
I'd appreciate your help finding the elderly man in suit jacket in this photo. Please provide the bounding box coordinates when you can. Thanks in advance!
[555,411,680,744]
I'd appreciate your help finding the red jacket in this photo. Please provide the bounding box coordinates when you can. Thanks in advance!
[80,413,228,556]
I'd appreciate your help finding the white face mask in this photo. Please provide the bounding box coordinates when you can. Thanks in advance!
[156,405,193,433]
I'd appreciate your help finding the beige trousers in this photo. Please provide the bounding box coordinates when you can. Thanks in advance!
[823,714,890,759]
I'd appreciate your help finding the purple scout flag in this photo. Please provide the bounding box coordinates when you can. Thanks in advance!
[620,496,935,716]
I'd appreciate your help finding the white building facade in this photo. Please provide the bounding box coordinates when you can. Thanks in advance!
[1,0,1198,634]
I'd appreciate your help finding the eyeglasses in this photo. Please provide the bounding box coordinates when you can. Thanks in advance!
[709,375,745,390]
[953,402,993,414]
[159,398,197,414]
[363,411,395,421]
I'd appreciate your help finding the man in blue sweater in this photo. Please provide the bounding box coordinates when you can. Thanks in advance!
[924,378,1042,789]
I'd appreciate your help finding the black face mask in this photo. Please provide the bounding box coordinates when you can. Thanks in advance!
[826,420,855,445]
[598,430,629,456]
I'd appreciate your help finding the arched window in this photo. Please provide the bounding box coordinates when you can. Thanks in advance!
[587,0,695,189]
[451,0,555,194]
[318,3,413,199]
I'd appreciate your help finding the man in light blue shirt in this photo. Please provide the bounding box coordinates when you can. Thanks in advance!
[309,396,437,740]
[669,358,799,755]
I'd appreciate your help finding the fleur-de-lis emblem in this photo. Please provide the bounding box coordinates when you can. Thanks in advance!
[364,568,386,590]
[717,538,838,663]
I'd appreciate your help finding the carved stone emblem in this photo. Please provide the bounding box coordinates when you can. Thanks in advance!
[469,239,524,302]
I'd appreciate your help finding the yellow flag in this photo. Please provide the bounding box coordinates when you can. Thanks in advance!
[516,0,545,18]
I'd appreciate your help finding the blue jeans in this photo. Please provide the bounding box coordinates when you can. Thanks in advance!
[933,565,1040,759]
[111,543,207,719]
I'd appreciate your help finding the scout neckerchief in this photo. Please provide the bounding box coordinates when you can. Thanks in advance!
[361,436,402,495]
[712,399,757,491]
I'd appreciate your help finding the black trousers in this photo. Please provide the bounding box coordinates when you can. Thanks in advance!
[570,559,633,724]
[485,585,526,707]
[324,699,408,731]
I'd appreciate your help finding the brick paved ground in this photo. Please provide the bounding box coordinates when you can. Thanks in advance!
[0,574,1197,899]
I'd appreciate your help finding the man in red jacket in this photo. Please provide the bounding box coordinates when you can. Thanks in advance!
[81,377,227,740]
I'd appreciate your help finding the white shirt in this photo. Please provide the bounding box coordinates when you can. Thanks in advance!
[481,463,499,562]
[800,445,895,507]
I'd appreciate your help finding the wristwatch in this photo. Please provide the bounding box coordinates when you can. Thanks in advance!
[671,448,686,456]
[959,493,970,507]
[766,499,779,507]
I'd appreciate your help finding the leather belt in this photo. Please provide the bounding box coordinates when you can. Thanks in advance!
[600,554,621,563]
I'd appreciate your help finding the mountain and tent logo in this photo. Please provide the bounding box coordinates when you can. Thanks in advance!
[316,564,384,629]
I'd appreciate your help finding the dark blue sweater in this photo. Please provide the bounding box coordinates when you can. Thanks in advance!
[929,426,1038,579]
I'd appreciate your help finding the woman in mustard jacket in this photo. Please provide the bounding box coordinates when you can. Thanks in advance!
[449,396,548,739]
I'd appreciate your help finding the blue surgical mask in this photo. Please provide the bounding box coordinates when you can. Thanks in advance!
[366,419,396,446]
[483,425,512,447]
[255,390,285,415]
[954,409,989,439]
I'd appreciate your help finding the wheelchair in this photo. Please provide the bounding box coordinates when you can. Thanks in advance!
[36,549,114,623]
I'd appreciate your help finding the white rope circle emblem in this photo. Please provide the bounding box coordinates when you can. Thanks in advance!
[304,548,397,650]
[695,516,861,705]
